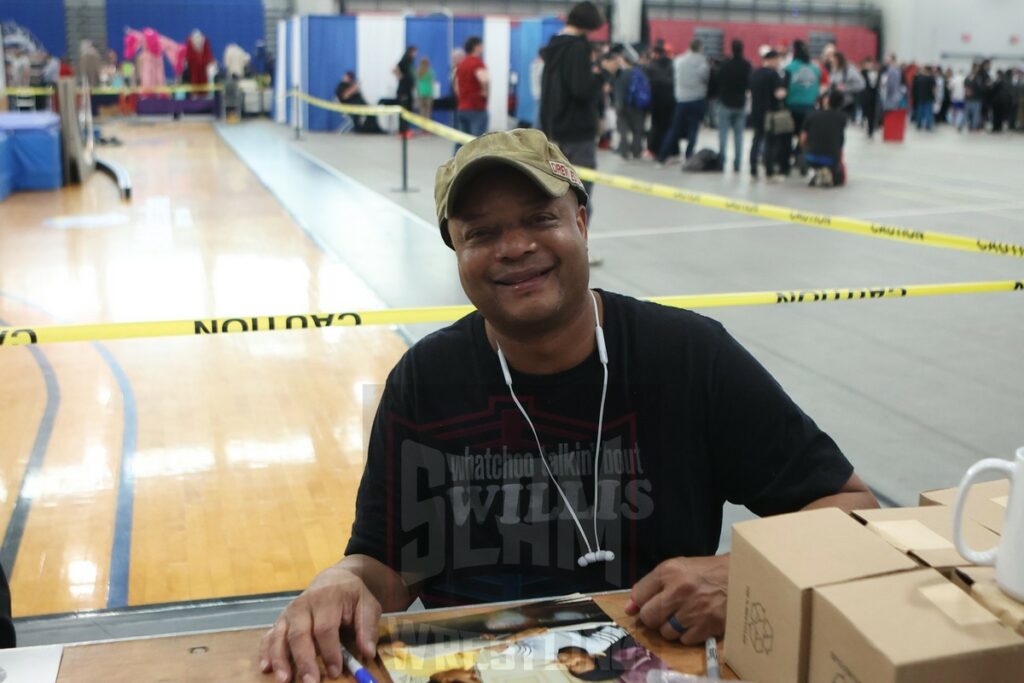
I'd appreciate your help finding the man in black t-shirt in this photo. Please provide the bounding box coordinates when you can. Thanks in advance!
[260,129,877,683]
[801,90,847,187]
[748,49,785,179]
[715,40,752,172]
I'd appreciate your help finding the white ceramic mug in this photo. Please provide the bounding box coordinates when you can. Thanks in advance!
[953,447,1024,601]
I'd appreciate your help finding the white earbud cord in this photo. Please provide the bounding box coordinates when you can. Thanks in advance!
[495,291,612,567]
[497,357,595,557]
[590,291,609,559]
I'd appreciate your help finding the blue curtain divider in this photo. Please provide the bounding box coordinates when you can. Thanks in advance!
[302,16,357,132]
[276,12,564,132]
[405,15,452,125]
[0,133,12,202]
[514,17,563,125]
[1,0,65,56]
[453,16,485,57]
[284,18,293,125]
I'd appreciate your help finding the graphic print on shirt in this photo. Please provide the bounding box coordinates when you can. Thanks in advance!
[384,393,656,594]
[791,64,819,89]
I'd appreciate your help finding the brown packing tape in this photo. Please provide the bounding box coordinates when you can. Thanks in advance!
[919,582,1000,626]
[868,520,955,553]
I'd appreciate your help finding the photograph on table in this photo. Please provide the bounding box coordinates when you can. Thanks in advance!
[378,596,688,683]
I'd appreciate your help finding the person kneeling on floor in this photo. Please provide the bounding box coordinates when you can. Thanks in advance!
[800,89,847,188]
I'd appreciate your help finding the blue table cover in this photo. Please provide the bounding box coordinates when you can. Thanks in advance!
[0,112,62,191]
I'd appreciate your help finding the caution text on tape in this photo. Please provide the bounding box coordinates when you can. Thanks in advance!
[1,280,1020,348]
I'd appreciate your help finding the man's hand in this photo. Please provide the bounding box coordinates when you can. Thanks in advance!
[259,565,382,683]
[624,555,729,646]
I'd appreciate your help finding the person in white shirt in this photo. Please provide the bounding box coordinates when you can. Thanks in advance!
[933,69,946,120]
[950,69,967,131]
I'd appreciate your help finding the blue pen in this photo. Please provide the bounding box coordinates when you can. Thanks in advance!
[341,644,378,683]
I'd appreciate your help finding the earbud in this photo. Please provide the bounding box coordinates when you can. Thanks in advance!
[577,550,615,567]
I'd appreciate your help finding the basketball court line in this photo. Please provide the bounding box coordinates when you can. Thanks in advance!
[0,315,60,581]
[0,292,139,612]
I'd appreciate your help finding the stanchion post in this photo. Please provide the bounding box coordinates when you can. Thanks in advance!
[391,112,419,193]
[401,129,409,192]
[293,92,301,140]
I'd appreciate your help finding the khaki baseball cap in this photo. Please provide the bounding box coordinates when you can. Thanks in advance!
[434,129,589,249]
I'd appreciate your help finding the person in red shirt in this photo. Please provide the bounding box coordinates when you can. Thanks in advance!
[454,36,489,147]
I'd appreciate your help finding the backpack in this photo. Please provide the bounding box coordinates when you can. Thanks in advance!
[683,148,724,172]
[627,68,652,110]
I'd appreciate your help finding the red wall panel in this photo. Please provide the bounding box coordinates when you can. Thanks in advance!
[648,19,877,63]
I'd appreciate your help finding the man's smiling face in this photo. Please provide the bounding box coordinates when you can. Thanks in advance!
[448,164,590,337]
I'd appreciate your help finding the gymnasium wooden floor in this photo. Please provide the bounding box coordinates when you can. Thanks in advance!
[0,121,408,617]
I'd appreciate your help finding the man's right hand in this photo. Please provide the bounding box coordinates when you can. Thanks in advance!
[259,565,382,683]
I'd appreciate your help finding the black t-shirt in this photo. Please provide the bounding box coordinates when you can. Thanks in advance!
[345,290,853,607]
[397,56,415,98]
[803,109,846,162]
[912,74,936,104]
[717,57,752,108]
[749,66,783,122]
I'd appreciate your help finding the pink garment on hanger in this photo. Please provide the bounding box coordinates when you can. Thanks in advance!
[137,50,166,89]
[123,27,185,91]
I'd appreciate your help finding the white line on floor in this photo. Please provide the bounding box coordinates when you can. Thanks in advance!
[855,171,1011,201]
[290,144,439,237]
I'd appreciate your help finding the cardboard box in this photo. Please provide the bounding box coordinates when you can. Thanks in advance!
[852,505,1001,570]
[724,508,917,683]
[918,479,1009,534]
[956,566,1024,637]
[809,568,1024,683]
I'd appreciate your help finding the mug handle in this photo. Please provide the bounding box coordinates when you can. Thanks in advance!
[952,458,1013,565]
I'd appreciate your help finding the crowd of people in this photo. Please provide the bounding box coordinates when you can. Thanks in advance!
[576,38,1024,188]
[335,1,1024,196]
[905,60,1024,133]
[535,27,860,189]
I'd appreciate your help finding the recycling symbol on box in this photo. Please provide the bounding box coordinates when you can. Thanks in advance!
[744,601,774,654]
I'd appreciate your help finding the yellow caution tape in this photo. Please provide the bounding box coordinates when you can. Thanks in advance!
[291,90,402,116]
[3,84,230,97]
[401,109,474,144]
[90,83,225,95]
[576,168,1024,259]
[1,87,54,96]
[1,280,1020,347]
[293,90,1024,260]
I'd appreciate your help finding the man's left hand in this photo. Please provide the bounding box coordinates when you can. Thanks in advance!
[624,555,729,646]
